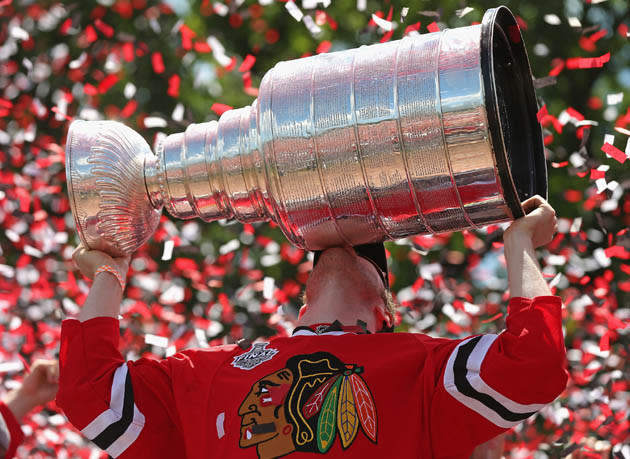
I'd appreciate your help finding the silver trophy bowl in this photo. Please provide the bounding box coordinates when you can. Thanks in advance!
[65,6,546,257]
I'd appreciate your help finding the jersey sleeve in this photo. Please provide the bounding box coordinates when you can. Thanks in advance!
[430,296,568,457]
[56,318,184,458]
[0,401,24,459]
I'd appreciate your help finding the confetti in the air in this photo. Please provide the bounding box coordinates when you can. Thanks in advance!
[2,1,629,457]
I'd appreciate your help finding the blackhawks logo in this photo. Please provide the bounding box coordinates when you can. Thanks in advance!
[237,352,378,458]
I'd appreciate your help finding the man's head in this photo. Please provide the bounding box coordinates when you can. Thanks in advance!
[301,244,395,333]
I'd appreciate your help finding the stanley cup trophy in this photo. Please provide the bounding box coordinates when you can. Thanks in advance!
[65,6,547,257]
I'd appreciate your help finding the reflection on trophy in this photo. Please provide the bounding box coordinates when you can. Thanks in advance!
[65,6,547,257]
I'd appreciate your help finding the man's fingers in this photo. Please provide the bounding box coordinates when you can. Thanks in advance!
[47,362,60,384]
[521,195,545,214]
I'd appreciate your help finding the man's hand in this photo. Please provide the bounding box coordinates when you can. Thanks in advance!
[4,360,59,420]
[71,244,132,321]
[504,195,558,248]
[72,244,130,280]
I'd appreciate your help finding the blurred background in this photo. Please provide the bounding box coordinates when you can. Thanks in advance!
[1,0,629,456]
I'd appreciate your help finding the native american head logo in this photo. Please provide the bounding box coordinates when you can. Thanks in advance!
[237,352,377,459]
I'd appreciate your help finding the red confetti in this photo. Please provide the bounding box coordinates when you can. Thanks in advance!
[404,22,421,35]
[238,54,256,73]
[194,41,212,53]
[604,246,629,259]
[536,104,548,123]
[152,52,165,74]
[549,59,565,77]
[122,42,135,62]
[316,41,332,54]
[179,24,196,50]
[599,331,611,352]
[590,169,605,180]
[84,24,98,43]
[94,18,114,38]
[120,100,137,118]
[566,52,610,69]
[601,142,627,163]
[427,22,440,33]
[380,30,394,43]
[98,74,119,93]
[167,74,180,97]
[83,83,98,96]
[211,103,233,116]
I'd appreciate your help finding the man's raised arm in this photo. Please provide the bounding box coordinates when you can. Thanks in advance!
[57,246,184,458]
[503,195,557,299]
[430,196,567,457]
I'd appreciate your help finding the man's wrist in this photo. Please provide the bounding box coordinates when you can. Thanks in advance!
[94,266,125,293]
[4,389,34,421]
[503,229,534,249]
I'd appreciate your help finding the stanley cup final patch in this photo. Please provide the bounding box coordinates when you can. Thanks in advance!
[232,342,279,370]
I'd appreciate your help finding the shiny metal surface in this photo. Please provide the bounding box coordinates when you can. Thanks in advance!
[65,6,544,255]
[65,120,161,257]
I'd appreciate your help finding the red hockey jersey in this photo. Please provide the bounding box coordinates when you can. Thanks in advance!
[0,400,24,459]
[57,296,567,458]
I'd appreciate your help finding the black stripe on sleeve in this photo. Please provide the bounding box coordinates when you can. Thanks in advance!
[92,369,135,450]
[453,336,536,423]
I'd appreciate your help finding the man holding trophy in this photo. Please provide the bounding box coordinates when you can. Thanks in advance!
[57,7,568,458]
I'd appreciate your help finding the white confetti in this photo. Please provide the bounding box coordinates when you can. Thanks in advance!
[455,7,474,18]
[208,36,233,68]
[372,13,393,31]
[9,25,29,41]
[286,1,304,21]
[24,245,43,258]
[543,14,561,25]
[593,248,611,267]
[596,178,608,193]
[401,7,409,21]
[569,217,582,234]
[601,198,618,212]
[144,116,168,128]
[195,328,209,348]
[626,137,630,158]
[263,276,275,300]
[145,333,169,348]
[567,17,582,28]
[69,52,87,69]
[575,120,599,127]
[162,240,175,261]
[356,0,366,11]
[614,126,630,136]
[172,103,184,122]
[160,284,185,304]
[607,92,624,105]
[124,82,136,99]
[0,361,24,373]
[604,133,615,145]
[569,152,586,168]
[166,345,176,357]
[54,97,67,121]
[302,15,322,35]
[219,239,240,255]
[549,273,562,289]
[214,2,229,16]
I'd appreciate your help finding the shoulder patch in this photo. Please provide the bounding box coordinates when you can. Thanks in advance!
[232,342,279,370]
